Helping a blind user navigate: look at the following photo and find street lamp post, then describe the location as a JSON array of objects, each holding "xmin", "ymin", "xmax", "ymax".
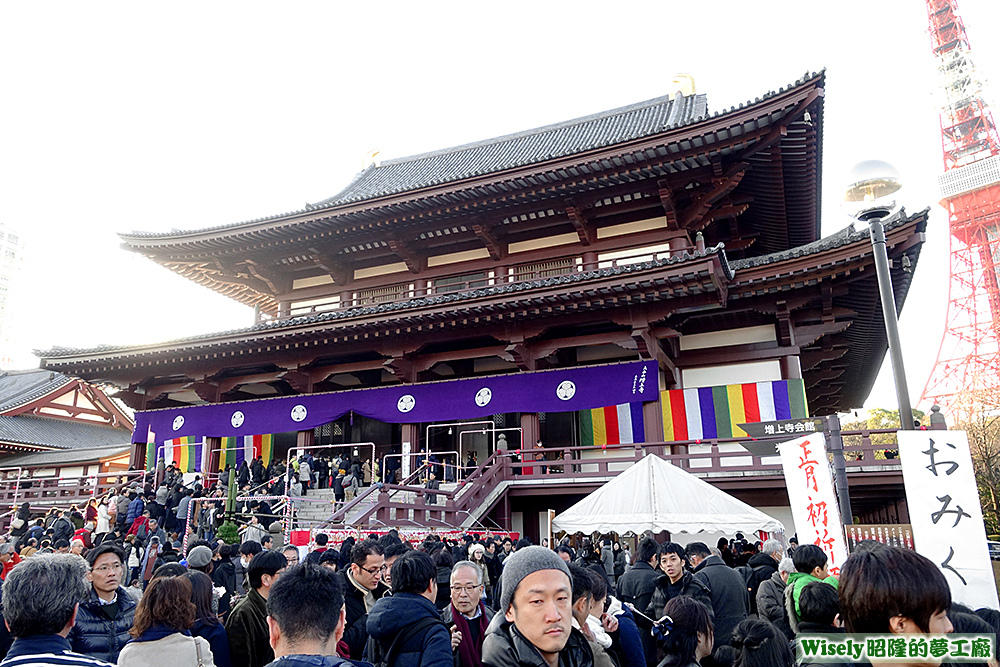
[{"xmin": 843, "ymin": 160, "xmax": 915, "ymax": 431}]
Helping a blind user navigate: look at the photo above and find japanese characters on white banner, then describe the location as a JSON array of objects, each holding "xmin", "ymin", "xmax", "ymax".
[
  {"xmin": 401, "ymin": 440, "xmax": 411, "ymax": 479},
  {"xmin": 898, "ymin": 431, "xmax": 999, "ymax": 610},
  {"xmin": 779, "ymin": 433, "xmax": 849, "ymax": 576}
]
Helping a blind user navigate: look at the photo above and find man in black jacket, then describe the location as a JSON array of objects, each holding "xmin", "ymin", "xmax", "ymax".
[
  {"xmin": 740, "ymin": 538, "xmax": 781, "ymax": 616},
  {"xmin": 686, "ymin": 541, "xmax": 748, "ymax": 650},
  {"xmin": 226, "ymin": 550, "xmax": 286, "ymax": 667},
  {"xmin": 339, "ymin": 539, "xmax": 389, "ymax": 660},
  {"xmin": 68, "ymin": 544, "xmax": 137, "ymax": 663},
  {"xmin": 643, "ymin": 542, "xmax": 713, "ymax": 667},
  {"xmin": 482, "ymin": 546, "xmax": 593, "ymax": 667},
  {"xmin": 616, "ymin": 537, "xmax": 660, "ymax": 614}
]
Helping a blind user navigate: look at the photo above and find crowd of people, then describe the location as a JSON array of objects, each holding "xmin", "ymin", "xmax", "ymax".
[{"xmin": 0, "ymin": 492, "xmax": 996, "ymax": 667}]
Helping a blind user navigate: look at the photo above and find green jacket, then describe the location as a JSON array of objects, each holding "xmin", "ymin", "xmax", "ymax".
[{"xmin": 786, "ymin": 571, "xmax": 838, "ymax": 617}]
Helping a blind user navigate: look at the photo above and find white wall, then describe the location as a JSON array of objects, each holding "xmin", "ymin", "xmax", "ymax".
[{"xmin": 681, "ymin": 359, "xmax": 782, "ymax": 388}]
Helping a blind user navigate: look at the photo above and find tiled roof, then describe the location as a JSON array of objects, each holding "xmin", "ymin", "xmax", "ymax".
[
  {"xmin": 37, "ymin": 244, "xmax": 731, "ymax": 359},
  {"xmin": 0, "ymin": 444, "xmax": 131, "ymax": 468},
  {"xmin": 0, "ymin": 415, "xmax": 131, "ymax": 450},
  {"xmin": 307, "ymin": 92, "xmax": 709, "ymax": 210},
  {"xmin": 729, "ymin": 208, "xmax": 928, "ymax": 271},
  {"xmin": 0, "ymin": 369, "xmax": 73, "ymax": 413}
]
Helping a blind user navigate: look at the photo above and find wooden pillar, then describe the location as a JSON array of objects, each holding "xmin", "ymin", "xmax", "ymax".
[
  {"xmin": 781, "ymin": 355, "xmax": 802, "ymax": 380},
  {"xmin": 643, "ymin": 399, "xmax": 664, "ymax": 445},
  {"xmin": 520, "ymin": 413, "xmax": 540, "ymax": 449},
  {"xmin": 296, "ymin": 429, "xmax": 314, "ymax": 452},
  {"xmin": 206, "ymin": 437, "xmax": 221, "ymax": 481},
  {"xmin": 130, "ymin": 442, "xmax": 146, "ymax": 472},
  {"xmin": 493, "ymin": 267, "xmax": 507, "ymax": 285},
  {"xmin": 582, "ymin": 252, "xmax": 598, "ymax": 271},
  {"xmin": 414, "ymin": 279, "xmax": 428, "ymax": 297}
]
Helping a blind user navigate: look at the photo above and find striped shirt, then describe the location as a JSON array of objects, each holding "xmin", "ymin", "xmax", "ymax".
[{"xmin": 1, "ymin": 635, "xmax": 115, "ymax": 667}]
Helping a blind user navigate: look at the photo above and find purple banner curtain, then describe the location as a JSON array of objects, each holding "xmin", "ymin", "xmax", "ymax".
[{"xmin": 131, "ymin": 361, "xmax": 656, "ymax": 443}]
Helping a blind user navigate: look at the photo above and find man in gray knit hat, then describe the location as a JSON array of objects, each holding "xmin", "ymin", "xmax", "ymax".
[{"xmin": 482, "ymin": 546, "xmax": 594, "ymax": 667}]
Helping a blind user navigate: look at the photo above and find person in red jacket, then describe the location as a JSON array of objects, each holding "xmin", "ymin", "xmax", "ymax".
[{"xmin": 0, "ymin": 542, "xmax": 22, "ymax": 580}]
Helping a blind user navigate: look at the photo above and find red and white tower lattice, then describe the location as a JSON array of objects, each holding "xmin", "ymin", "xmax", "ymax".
[{"xmin": 921, "ymin": 0, "xmax": 1000, "ymax": 409}]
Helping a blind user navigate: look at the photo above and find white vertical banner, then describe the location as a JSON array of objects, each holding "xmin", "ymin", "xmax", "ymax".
[
  {"xmin": 779, "ymin": 433, "xmax": 849, "ymax": 576},
  {"xmin": 898, "ymin": 431, "xmax": 999, "ymax": 609},
  {"xmin": 401, "ymin": 440, "xmax": 411, "ymax": 479}
]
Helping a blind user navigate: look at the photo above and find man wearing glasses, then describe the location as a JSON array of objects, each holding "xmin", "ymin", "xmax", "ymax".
[
  {"xmin": 281, "ymin": 545, "xmax": 300, "ymax": 567},
  {"xmin": 339, "ymin": 539, "xmax": 389, "ymax": 660},
  {"xmin": 442, "ymin": 561, "xmax": 496, "ymax": 667},
  {"xmin": 68, "ymin": 543, "xmax": 137, "ymax": 663}
]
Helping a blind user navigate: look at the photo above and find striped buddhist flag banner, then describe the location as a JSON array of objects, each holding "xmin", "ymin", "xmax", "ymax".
[
  {"xmin": 145, "ymin": 426, "xmax": 157, "ymax": 471},
  {"xmin": 579, "ymin": 403, "xmax": 645, "ymax": 446},
  {"xmin": 245, "ymin": 434, "xmax": 274, "ymax": 467},
  {"xmin": 219, "ymin": 437, "xmax": 237, "ymax": 472},
  {"xmin": 164, "ymin": 436, "xmax": 200, "ymax": 472},
  {"xmin": 661, "ymin": 379, "xmax": 808, "ymax": 441}
]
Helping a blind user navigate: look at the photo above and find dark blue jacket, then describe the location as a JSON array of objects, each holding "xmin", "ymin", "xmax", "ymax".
[
  {"xmin": 366, "ymin": 593, "xmax": 451, "ymax": 667},
  {"xmin": 612, "ymin": 605, "xmax": 644, "ymax": 667},
  {"xmin": 192, "ymin": 619, "xmax": 231, "ymax": 667},
  {"xmin": 264, "ymin": 656, "xmax": 372, "ymax": 667},
  {"xmin": 3, "ymin": 634, "xmax": 114, "ymax": 667},
  {"xmin": 125, "ymin": 498, "xmax": 144, "ymax": 526},
  {"xmin": 67, "ymin": 587, "xmax": 137, "ymax": 664}
]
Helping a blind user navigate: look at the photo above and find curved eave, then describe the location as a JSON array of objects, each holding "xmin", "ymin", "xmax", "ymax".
[
  {"xmin": 38, "ymin": 248, "xmax": 731, "ymax": 376},
  {"xmin": 732, "ymin": 209, "xmax": 927, "ymax": 414}
]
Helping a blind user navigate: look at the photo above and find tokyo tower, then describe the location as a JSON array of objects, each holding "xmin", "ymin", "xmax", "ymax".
[{"xmin": 921, "ymin": 0, "xmax": 1000, "ymax": 411}]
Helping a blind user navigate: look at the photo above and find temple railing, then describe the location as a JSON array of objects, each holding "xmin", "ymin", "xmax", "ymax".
[
  {"xmin": 285, "ymin": 241, "xmax": 695, "ymax": 319},
  {"xmin": 330, "ymin": 431, "xmax": 902, "ymax": 528}
]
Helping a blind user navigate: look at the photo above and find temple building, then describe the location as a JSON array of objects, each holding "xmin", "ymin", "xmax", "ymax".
[
  {"xmin": 0, "ymin": 369, "xmax": 134, "ymax": 512},
  {"xmin": 36, "ymin": 72, "xmax": 925, "ymax": 538}
]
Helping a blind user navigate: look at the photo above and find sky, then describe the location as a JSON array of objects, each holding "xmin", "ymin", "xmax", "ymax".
[{"xmin": 1, "ymin": 0, "xmax": 998, "ymax": 415}]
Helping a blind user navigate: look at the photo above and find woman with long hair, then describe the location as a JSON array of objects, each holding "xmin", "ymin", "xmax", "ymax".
[
  {"xmin": 186, "ymin": 570, "xmax": 231, "ymax": 667},
  {"xmin": 657, "ymin": 595, "xmax": 714, "ymax": 667},
  {"xmin": 731, "ymin": 618, "xmax": 794, "ymax": 667},
  {"xmin": 85, "ymin": 498, "xmax": 99, "ymax": 525},
  {"xmin": 468, "ymin": 542, "xmax": 492, "ymax": 598},
  {"xmin": 95, "ymin": 498, "xmax": 111, "ymax": 543},
  {"xmin": 10, "ymin": 502, "xmax": 30, "ymax": 538},
  {"xmin": 118, "ymin": 575, "xmax": 215, "ymax": 666}
]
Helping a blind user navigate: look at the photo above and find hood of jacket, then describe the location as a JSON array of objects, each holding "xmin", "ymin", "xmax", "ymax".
[
  {"xmin": 366, "ymin": 592, "xmax": 440, "ymax": 638},
  {"xmin": 747, "ymin": 553, "xmax": 778, "ymax": 571}
]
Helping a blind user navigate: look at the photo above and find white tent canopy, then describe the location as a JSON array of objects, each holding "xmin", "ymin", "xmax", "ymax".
[{"xmin": 551, "ymin": 454, "xmax": 785, "ymax": 535}]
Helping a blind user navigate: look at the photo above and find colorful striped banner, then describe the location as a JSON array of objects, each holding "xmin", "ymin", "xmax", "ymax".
[
  {"xmin": 163, "ymin": 436, "xmax": 200, "ymax": 472},
  {"xmin": 245, "ymin": 434, "xmax": 274, "ymax": 467},
  {"xmin": 661, "ymin": 379, "xmax": 808, "ymax": 441},
  {"xmin": 145, "ymin": 426, "xmax": 157, "ymax": 471},
  {"xmin": 579, "ymin": 403, "xmax": 645, "ymax": 446},
  {"xmin": 219, "ymin": 436, "xmax": 254, "ymax": 471}
]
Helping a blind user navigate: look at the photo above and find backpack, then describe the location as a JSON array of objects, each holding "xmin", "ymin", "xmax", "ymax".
[
  {"xmin": 370, "ymin": 616, "xmax": 445, "ymax": 667},
  {"xmin": 737, "ymin": 564, "xmax": 770, "ymax": 615}
]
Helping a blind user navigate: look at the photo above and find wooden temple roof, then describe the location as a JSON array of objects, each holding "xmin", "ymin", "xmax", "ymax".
[
  {"xmin": 38, "ymin": 209, "xmax": 927, "ymax": 415},
  {"xmin": 118, "ymin": 73, "xmax": 826, "ymax": 316}
]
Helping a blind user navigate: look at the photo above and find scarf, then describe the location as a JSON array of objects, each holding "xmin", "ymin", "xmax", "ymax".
[{"xmin": 451, "ymin": 601, "xmax": 489, "ymax": 667}]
